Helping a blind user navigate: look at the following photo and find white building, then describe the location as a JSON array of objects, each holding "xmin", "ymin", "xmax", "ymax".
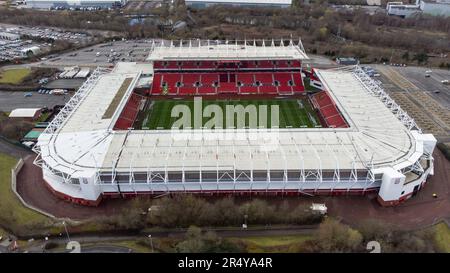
[
  {"xmin": 420, "ymin": 0, "xmax": 450, "ymax": 16},
  {"xmin": 20, "ymin": 46, "xmax": 41, "ymax": 56},
  {"xmin": 386, "ymin": 1, "xmax": 421, "ymax": 17},
  {"xmin": 185, "ymin": 0, "xmax": 292, "ymax": 8},
  {"xmin": 387, "ymin": 0, "xmax": 450, "ymax": 17},
  {"xmin": 25, "ymin": 0, "xmax": 128, "ymax": 9},
  {"xmin": 9, "ymin": 108, "xmax": 42, "ymax": 120}
]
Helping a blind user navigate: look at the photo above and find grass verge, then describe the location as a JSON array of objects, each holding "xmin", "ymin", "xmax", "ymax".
[
  {"xmin": 0, "ymin": 68, "xmax": 31, "ymax": 84},
  {"xmin": 0, "ymin": 152, "xmax": 53, "ymax": 235},
  {"xmin": 230, "ymin": 234, "xmax": 312, "ymax": 253},
  {"xmin": 434, "ymin": 222, "xmax": 450, "ymax": 253}
]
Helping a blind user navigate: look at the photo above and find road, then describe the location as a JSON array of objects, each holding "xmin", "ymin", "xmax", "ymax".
[
  {"xmin": 0, "ymin": 91, "xmax": 70, "ymax": 112},
  {"xmin": 373, "ymin": 65, "xmax": 450, "ymax": 107},
  {"xmin": 22, "ymin": 226, "xmax": 317, "ymax": 253},
  {"xmin": 374, "ymin": 64, "xmax": 450, "ymax": 141},
  {"xmin": 394, "ymin": 66, "xmax": 450, "ymax": 108}
]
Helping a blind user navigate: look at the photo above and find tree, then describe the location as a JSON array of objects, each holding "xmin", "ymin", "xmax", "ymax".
[
  {"xmin": 207, "ymin": 197, "xmax": 241, "ymax": 226},
  {"xmin": 175, "ymin": 226, "xmax": 206, "ymax": 253},
  {"xmin": 402, "ymin": 51, "xmax": 410, "ymax": 61},
  {"xmin": 309, "ymin": 218, "xmax": 363, "ymax": 252},
  {"xmin": 413, "ymin": 52, "xmax": 428, "ymax": 65},
  {"xmin": 239, "ymin": 199, "xmax": 275, "ymax": 225},
  {"xmin": 175, "ymin": 226, "xmax": 243, "ymax": 253}
]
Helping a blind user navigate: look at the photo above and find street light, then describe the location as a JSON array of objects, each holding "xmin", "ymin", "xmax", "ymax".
[
  {"xmin": 243, "ymin": 214, "xmax": 248, "ymax": 229},
  {"xmin": 148, "ymin": 234, "xmax": 154, "ymax": 253},
  {"xmin": 62, "ymin": 221, "xmax": 70, "ymax": 242}
]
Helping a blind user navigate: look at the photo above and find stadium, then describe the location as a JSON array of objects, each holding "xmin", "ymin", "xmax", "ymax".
[{"xmin": 33, "ymin": 39, "xmax": 437, "ymax": 207}]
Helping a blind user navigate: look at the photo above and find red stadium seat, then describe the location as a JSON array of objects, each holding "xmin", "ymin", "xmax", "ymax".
[
  {"xmin": 276, "ymin": 60, "xmax": 289, "ymax": 69},
  {"xmin": 113, "ymin": 93, "xmax": 144, "ymax": 130},
  {"xmin": 241, "ymin": 61, "xmax": 258, "ymax": 69},
  {"xmin": 291, "ymin": 60, "xmax": 302, "ymax": 68},
  {"xmin": 179, "ymin": 87, "xmax": 197, "ymax": 95},
  {"xmin": 259, "ymin": 85, "xmax": 277, "ymax": 94},
  {"xmin": 239, "ymin": 86, "xmax": 258, "ymax": 94},
  {"xmin": 218, "ymin": 82, "xmax": 238, "ymax": 93},
  {"xmin": 150, "ymin": 59, "xmax": 304, "ymax": 96},
  {"xmin": 236, "ymin": 73, "xmax": 254, "ymax": 85},
  {"xmin": 198, "ymin": 86, "xmax": 217, "ymax": 94},
  {"xmin": 183, "ymin": 74, "xmax": 200, "ymax": 86},
  {"xmin": 164, "ymin": 61, "xmax": 179, "ymax": 69},
  {"xmin": 277, "ymin": 85, "xmax": 293, "ymax": 94},
  {"xmin": 182, "ymin": 61, "xmax": 197, "ymax": 69},
  {"xmin": 258, "ymin": 60, "xmax": 274, "ymax": 69},
  {"xmin": 292, "ymin": 73, "xmax": 304, "ymax": 93},
  {"xmin": 311, "ymin": 91, "xmax": 348, "ymax": 128},
  {"xmin": 321, "ymin": 104, "xmax": 339, "ymax": 117},
  {"xmin": 151, "ymin": 73, "xmax": 163, "ymax": 94},
  {"xmin": 153, "ymin": 61, "xmax": 164, "ymax": 70},
  {"xmin": 198, "ymin": 61, "xmax": 216, "ymax": 69},
  {"xmin": 201, "ymin": 73, "xmax": 220, "ymax": 86},
  {"xmin": 254, "ymin": 73, "xmax": 274, "ymax": 85}
]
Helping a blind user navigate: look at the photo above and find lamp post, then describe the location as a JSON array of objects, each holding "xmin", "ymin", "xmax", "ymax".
[
  {"xmin": 148, "ymin": 234, "xmax": 154, "ymax": 253},
  {"xmin": 62, "ymin": 221, "xmax": 70, "ymax": 242}
]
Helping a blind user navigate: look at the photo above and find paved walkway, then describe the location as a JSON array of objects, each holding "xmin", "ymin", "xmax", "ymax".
[{"xmin": 16, "ymin": 156, "xmax": 135, "ymax": 219}]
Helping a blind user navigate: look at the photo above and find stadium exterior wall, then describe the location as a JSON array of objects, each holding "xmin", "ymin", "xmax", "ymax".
[{"xmin": 40, "ymin": 149, "xmax": 435, "ymax": 207}]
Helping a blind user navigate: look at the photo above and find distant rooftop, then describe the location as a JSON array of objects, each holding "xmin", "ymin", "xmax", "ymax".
[{"xmin": 9, "ymin": 108, "xmax": 41, "ymax": 118}]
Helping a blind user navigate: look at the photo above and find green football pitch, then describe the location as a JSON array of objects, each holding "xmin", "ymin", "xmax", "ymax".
[{"xmin": 140, "ymin": 98, "xmax": 321, "ymax": 129}]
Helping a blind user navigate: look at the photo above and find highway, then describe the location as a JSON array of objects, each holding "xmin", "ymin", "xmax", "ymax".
[{"xmin": 375, "ymin": 64, "xmax": 450, "ymax": 141}]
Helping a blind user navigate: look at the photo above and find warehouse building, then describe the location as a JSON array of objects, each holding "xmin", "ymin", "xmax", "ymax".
[
  {"xmin": 387, "ymin": 0, "xmax": 450, "ymax": 17},
  {"xmin": 25, "ymin": 0, "xmax": 128, "ymax": 9},
  {"xmin": 9, "ymin": 108, "xmax": 42, "ymax": 121},
  {"xmin": 185, "ymin": 0, "xmax": 292, "ymax": 8}
]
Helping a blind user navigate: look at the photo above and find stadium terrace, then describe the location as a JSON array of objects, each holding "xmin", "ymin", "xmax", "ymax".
[{"xmin": 33, "ymin": 39, "xmax": 437, "ymax": 206}]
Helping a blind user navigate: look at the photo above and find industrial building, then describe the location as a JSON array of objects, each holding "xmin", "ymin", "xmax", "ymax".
[
  {"xmin": 387, "ymin": 0, "xmax": 450, "ymax": 17},
  {"xmin": 25, "ymin": 0, "xmax": 128, "ymax": 9},
  {"xmin": 9, "ymin": 108, "xmax": 42, "ymax": 121},
  {"xmin": 185, "ymin": 0, "xmax": 292, "ymax": 8}
]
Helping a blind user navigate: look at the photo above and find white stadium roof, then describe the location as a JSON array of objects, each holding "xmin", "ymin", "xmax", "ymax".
[
  {"xmin": 36, "ymin": 63, "xmax": 423, "ymax": 179},
  {"xmin": 147, "ymin": 39, "xmax": 308, "ymax": 61}
]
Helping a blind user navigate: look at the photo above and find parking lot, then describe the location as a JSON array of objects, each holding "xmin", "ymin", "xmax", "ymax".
[
  {"xmin": 124, "ymin": 0, "xmax": 163, "ymax": 11},
  {"xmin": 0, "ymin": 91, "xmax": 70, "ymax": 112},
  {"xmin": 0, "ymin": 39, "xmax": 49, "ymax": 62},
  {"xmin": 0, "ymin": 23, "xmax": 95, "ymax": 63},
  {"xmin": 40, "ymin": 39, "xmax": 157, "ymax": 67},
  {"xmin": 0, "ymin": 23, "xmax": 92, "ymax": 44}
]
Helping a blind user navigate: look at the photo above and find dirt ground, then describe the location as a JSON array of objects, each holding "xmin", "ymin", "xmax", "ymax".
[{"xmin": 15, "ymin": 149, "xmax": 450, "ymax": 230}]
